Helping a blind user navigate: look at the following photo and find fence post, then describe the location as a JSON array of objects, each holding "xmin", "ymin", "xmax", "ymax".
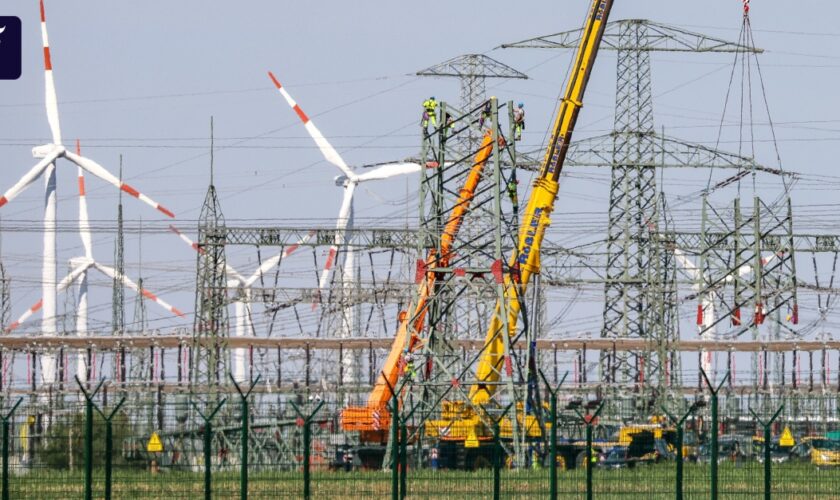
[
  {"xmin": 663, "ymin": 401, "xmax": 702, "ymax": 500},
  {"xmin": 749, "ymin": 404, "xmax": 784, "ymax": 500},
  {"xmin": 539, "ymin": 370, "xmax": 567, "ymax": 500},
  {"xmin": 399, "ymin": 421, "xmax": 407, "ymax": 499},
  {"xmin": 76, "ymin": 377, "xmax": 105, "ymax": 500},
  {"xmin": 391, "ymin": 392, "xmax": 399, "ymax": 500},
  {"xmin": 290, "ymin": 398, "xmax": 325, "ymax": 500},
  {"xmin": 1, "ymin": 398, "xmax": 22, "ymax": 500},
  {"xmin": 574, "ymin": 401, "xmax": 605, "ymax": 500},
  {"xmin": 93, "ymin": 397, "xmax": 127, "ymax": 500},
  {"xmin": 493, "ymin": 421, "xmax": 501, "ymax": 500},
  {"xmin": 549, "ymin": 393, "xmax": 557, "ymax": 498},
  {"xmin": 700, "ymin": 368, "xmax": 729, "ymax": 500},
  {"xmin": 230, "ymin": 374, "xmax": 261, "ymax": 500},
  {"xmin": 192, "ymin": 398, "xmax": 227, "ymax": 500}
]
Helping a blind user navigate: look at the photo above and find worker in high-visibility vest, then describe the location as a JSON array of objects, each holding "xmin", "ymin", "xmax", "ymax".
[
  {"xmin": 422, "ymin": 97, "xmax": 438, "ymax": 129},
  {"xmin": 513, "ymin": 102, "xmax": 525, "ymax": 141},
  {"xmin": 478, "ymin": 101, "xmax": 492, "ymax": 128},
  {"xmin": 404, "ymin": 351, "xmax": 417, "ymax": 380}
]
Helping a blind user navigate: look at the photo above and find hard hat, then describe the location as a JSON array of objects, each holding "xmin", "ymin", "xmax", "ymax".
[
  {"xmin": 518, "ymin": 102, "xmax": 524, "ymax": 107},
  {"xmin": 430, "ymin": 96, "xmax": 435, "ymax": 100}
]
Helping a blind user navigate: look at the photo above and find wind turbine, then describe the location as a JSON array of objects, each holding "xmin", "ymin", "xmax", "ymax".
[
  {"xmin": 267, "ymin": 71, "xmax": 421, "ymax": 383},
  {"xmin": 7, "ymin": 142, "xmax": 184, "ymax": 381},
  {"xmin": 0, "ymin": 1, "xmax": 175, "ymax": 385},
  {"xmin": 169, "ymin": 225, "xmax": 313, "ymax": 382}
]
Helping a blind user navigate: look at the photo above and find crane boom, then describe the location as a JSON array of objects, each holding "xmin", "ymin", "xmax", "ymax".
[{"xmin": 469, "ymin": 0, "xmax": 614, "ymax": 404}]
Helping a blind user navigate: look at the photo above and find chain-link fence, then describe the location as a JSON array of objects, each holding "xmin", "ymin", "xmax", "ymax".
[{"xmin": 0, "ymin": 377, "xmax": 839, "ymax": 498}]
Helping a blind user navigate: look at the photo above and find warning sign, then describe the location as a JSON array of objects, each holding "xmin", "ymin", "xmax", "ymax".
[
  {"xmin": 779, "ymin": 426, "xmax": 795, "ymax": 447},
  {"xmin": 465, "ymin": 429, "xmax": 479, "ymax": 449},
  {"xmin": 147, "ymin": 432, "xmax": 164, "ymax": 453}
]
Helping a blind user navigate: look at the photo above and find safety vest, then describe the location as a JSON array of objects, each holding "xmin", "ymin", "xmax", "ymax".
[{"xmin": 423, "ymin": 99, "xmax": 437, "ymax": 112}]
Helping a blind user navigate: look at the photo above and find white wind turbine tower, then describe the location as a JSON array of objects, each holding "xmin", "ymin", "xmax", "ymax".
[
  {"xmin": 170, "ymin": 225, "xmax": 313, "ymax": 382},
  {"xmin": 0, "ymin": 1, "xmax": 175, "ymax": 386},
  {"xmin": 267, "ymin": 71, "xmax": 422, "ymax": 384},
  {"xmin": 673, "ymin": 247, "xmax": 777, "ymax": 377}
]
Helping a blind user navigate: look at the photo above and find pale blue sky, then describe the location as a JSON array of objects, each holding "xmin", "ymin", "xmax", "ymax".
[{"xmin": 1, "ymin": 0, "xmax": 839, "ymax": 347}]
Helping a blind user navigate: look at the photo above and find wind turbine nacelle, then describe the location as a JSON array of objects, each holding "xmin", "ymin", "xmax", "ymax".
[
  {"xmin": 68, "ymin": 256, "xmax": 94, "ymax": 268},
  {"xmin": 32, "ymin": 143, "xmax": 64, "ymax": 159},
  {"xmin": 334, "ymin": 174, "xmax": 350, "ymax": 187}
]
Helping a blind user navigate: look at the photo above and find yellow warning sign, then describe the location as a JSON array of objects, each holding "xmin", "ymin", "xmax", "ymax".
[
  {"xmin": 465, "ymin": 429, "xmax": 479, "ymax": 448},
  {"xmin": 779, "ymin": 426, "xmax": 795, "ymax": 447},
  {"xmin": 147, "ymin": 432, "xmax": 164, "ymax": 453}
]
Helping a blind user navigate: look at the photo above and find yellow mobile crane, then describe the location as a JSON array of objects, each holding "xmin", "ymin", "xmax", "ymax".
[{"xmin": 426, "ymin": 0, "xmax": 615, "ymax": 442}]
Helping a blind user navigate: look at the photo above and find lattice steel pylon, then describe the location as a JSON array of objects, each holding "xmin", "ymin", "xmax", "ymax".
[
  {"xmin": 112, "ymin": 160, "xmax": 127, "ymax": 384},
  {"xmin": 503, "ymin": 19, "xmax": 761, "ymax": 396},
  {"xmin": 417, "ymin": 54, "xmax": 527, "ymax": 152},
  {"xmin": 192, "ymin": 118, "xmax": 229, "ymax": 391},
  {"xmin": 128, "ymin": 219, "xmax": 151, "ymax": 388},
  {"xmin": 0, "ymin": 224, "xmax": 10, "ymax": 390},
  {"xmin": 390, "ymin": 98, "xmax": 534, "ymax": 465}
]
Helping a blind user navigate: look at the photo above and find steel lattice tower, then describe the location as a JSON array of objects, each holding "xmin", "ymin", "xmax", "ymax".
[
  {"xmin": 0, "ymin": 233, "xmax": 8, "ymax": 391},
  {"xmin": 0, "ymin": 220, "xmax": 8, "ymax": 332},
  {"xmin": 192, "ymin": 118, "xmax": 229, "ymax": 390},
  {"xmin": 112, "ymin": 160, "xmax": 127, "ymax": 384},
  {"xmin": 389, "ymin": 98, "xmax": 535, "ymax": 466}
]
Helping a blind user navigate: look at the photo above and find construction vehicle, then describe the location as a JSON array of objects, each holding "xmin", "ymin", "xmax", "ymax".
[{"xmin": 425, "ymin": 0, "xmax": 615, "ymax": 443}]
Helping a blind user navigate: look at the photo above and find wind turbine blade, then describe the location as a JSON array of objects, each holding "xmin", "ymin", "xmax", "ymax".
[
  {"xmin": 76, "ymin": 140, "xmax": 93, "ymax": 258},
  {"xmin": 168, "ymin": 225, "xmax": 246, "ymax": 283},
  {"xmin": 5, "ymin": 300, "xmax": 43, "ymax": 333},
  {"xmin": 93, "ymin": 263, "xmax": 185, "ymax": 317},
  {"xmin": 0, "ymin": 150, "xmax": 62, "ymax": 208},
  {"xmin": 267, "ymin": 71, "xmax": 355, "ymax": 179},
  {"xmin": 169, "ymin": 224, "xmax": 203, "ymax": 254},
  {"xmin": 354, "ymin": 162, "xmax": 422, "ymax": 183},
  {"xmin": 245, "ymin": 230, "xmax": 315, "ymax": 287},
  {"xmin": 39, "ymin": 0, "xmax": 62, "ymax": 145},
  {"xmin": 314, "ymin": 183, "xmax": 356, "ymax": 309},
  {"xmin": 4, "ymin": 262, "xmax": 90, "ymax": 333},
  {"xmin": 64, "ymin": 151, "xmax": 175, "ymax": 218}
]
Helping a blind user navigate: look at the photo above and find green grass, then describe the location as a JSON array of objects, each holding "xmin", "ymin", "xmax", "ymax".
[{"xmin": 4, "ymin": 462, "xmax": 839, "ymax": 498}]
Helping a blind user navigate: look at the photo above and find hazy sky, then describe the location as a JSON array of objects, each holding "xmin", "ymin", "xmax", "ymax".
[{"xmin": 1, "ymin": 0, "xmax": 839, "ymax": 339}]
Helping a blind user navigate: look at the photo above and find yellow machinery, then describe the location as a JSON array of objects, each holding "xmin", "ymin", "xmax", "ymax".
[
  {"xmin": 811, "ymin": 438, "xmax": 840, "ymax": 467},
  {"xmin": 426, "ymin": 0, "xmax": 615, "ymax": 440}
]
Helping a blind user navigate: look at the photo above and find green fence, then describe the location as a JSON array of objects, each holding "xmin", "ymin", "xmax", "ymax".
[{"xmin": 0, "ymin": 378, "xmax": 839, "ymax": 498}]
